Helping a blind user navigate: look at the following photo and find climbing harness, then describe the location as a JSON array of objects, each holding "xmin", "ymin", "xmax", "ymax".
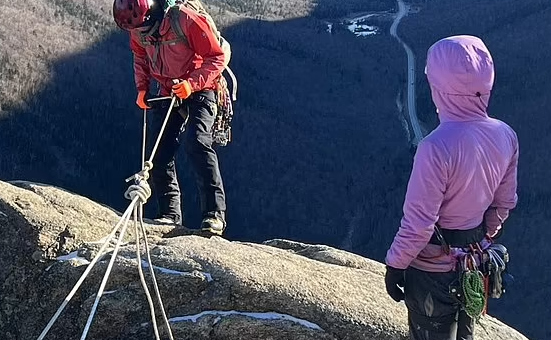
[
  {"xmin": 429, "ymin": 223, "xmax": 487, "ymax": 253},
  {"xmin": 36, "ymin": 98, "xmax": 179, "ymax": 340},
  {"xmin": 431, "ymin": 224, "xmax": 512, "ymax": 322}
]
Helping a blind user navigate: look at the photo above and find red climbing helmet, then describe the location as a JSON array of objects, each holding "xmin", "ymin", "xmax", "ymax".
[{"xmin": 113, "ymin": 0, "xmax": 153, "ymax": 30}]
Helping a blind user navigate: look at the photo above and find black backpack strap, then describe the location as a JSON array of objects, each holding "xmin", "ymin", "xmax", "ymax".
[
  {"xmin": 168, "ymin": 5, "xmax": 189, "ymax": 46},
  {"xmin": 137, "ymin": 20, "xmax": 160, "ymax": 46}
]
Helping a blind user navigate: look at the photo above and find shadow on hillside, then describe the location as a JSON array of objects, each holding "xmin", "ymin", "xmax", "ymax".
[
  {"xmin": 0, "ymin": 32, "xmax": 142, "ymax": 209},
  {"xmin": 0, "ymin": 0, "xmax": 409, "ymax": 260}
]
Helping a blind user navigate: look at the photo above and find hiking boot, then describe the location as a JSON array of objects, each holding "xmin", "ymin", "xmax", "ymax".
[
  {"xmin": 200, "ymin": 211, "xmax": 226, "ymax": 236},
  {"xmin": 153, "ymin": 215, "xmax": 181, "ymax": 226}
]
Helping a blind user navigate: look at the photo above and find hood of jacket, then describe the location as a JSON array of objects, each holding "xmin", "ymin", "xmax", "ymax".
[{"xmin": 426, "ymin": 35, "xmax": 495, "ymax": 123}]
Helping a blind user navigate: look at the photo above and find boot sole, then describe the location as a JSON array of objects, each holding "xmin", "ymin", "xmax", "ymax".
[{"xmin": 200, "ymin": 227, "xmax": 224, "ymax": 236}]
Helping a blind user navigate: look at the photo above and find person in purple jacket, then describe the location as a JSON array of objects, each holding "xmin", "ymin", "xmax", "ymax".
[{"xmin": 384, "ymin": 35, "xmax": 518, "ymax": 339}]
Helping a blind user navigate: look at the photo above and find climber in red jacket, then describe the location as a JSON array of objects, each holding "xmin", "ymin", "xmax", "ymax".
[{"xmin": 113, "ymin": 0, "xmax": 227, "ymax": 235}]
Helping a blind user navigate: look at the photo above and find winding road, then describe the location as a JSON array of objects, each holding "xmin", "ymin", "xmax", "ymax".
[{"xmin": 390, "ymin": 0, "xmax": 423, "ymax": 145}]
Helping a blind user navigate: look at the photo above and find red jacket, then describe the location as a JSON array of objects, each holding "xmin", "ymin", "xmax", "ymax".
[{"xmin": 129, "ymin": 6, "xmax": 225, "ymax": 96}]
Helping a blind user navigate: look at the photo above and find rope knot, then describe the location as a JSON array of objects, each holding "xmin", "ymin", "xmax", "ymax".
[
  {"xmin": 124, "ymin": 179, "xmax": 152, "ymax": 204},
  {"xmin": 124, "ymin": 163, "xmax": 153, "ymax": 203}
]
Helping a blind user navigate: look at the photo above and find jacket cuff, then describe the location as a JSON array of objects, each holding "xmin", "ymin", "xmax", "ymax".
[
  {"xmin": 186, "ymin": 78, "xmax": 201, "ymax": 93},
  {"xmin": 385, "ymin": 250, "xmax": 410, "ymax": 270},
  {"xmin": 484, "ymin": 207, "xmax": 508, "ymax": 236}
]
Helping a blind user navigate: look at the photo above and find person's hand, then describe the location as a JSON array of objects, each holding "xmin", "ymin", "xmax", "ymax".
[
  {"xmin": 136, "ymin": 90, "xmax": 150, "ymax": 109},
  {"xmin": 172, "ymin": 80, "xmax": 192, "ymax": 100},
  {"xmin": 385, "ymin": 265, "xmax": 405, "ymax": 302}
]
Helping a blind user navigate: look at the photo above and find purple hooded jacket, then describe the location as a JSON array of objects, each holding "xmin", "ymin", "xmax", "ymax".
[{"xmin": 385, "ymin": 35, "xmax": 519, "ymax": 272}]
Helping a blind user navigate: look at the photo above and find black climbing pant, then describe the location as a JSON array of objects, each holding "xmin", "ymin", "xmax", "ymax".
[
  {"xmin": 146, "ymin": 90, "xmax": 226, "ymax": 225},
  {"xmin": 404, "ymin": 267, "xmax": 474, "ymax": 340}
]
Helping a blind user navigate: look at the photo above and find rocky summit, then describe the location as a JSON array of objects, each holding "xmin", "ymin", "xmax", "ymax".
[{"xmin": 0, "ymin": 180, "xmax": 528, "ymax": 339}]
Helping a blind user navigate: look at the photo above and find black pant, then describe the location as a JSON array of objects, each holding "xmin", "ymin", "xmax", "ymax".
[
  {"xmin": 147, "ymin": 90, "xmax": 226, "ymax": 225},
  {"xmin": 405, "ymin": 267, "xmax": 474, "ymax": 340}
]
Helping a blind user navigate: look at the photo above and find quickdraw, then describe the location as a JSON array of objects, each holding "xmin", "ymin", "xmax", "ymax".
[
  {"xmin": 212, "ymin": 75, "xmax": 234, "ymax": 147},
  {"xmin": 482, "ymin": 243, "xmax": 510, "ymax": 299}
]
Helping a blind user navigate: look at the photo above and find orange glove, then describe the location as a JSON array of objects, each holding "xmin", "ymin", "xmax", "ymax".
[
  {"xmin": 136, "ymin": 90, "xmax": 150, "ymax": 109},
  {"xmin": 172, "ymin": 80, "xmax": 193, "ymax": 100}
]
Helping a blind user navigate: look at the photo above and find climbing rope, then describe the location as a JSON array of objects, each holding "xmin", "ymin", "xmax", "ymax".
[
  {"xmin": 142, "ymin": 106, "xmax": 148, "ymax": 166},
  {"xmin": 36, "ymin": 197, "xmax": 139, "ymax": 340},
  {"xmin": 37, "ymin": 97, "xmax": 178, "ymax": 340},
  {"xmin": 133, "ymin": 101, "xmax": 176, "ymax": 340},
  {"xmin": 148, "ymin": 96, "xmax": 177, "ymax": 164},
  {"xmin": 135, "ymin": 203, "xmax": 175, "ymax": 340},
  {"xmin": 459, "ymin": 253, "xmax": 486, "ymax": 322},
  {"xmin": 135, "ymin": 205, "xmax": 163, "ymax": 340},
  {"xmin": 462, "ymin": 269, "xmax": 486, "ymax": 320},
  {"xmin": 80, "ymin": 203, "xmax": 135, "ymax": 340}
]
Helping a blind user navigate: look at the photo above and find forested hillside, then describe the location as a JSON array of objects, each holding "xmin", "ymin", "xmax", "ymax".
[
  {"xmin": 0, "ymin": 0, "xmax": 406, "ymax": 255},
  {"xmin": 212, "ymin": 0, "xmax": 393, "ymax": 19},
  {"xmin": 0, "ymin": 0, "xmax": 548, "ymax": 338}
]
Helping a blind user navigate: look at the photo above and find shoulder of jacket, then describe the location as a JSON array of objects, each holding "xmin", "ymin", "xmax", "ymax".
[
  {"xmin": 488, "ymin": 117, "xmax": 515, "ymax": 131},
  {"xmin": 171, "ymin": 4, "xmax": 201, "ymax": 18},
  {"xmin": 417, "ymin": 130, "xmax": 455, "ymax": 165}
]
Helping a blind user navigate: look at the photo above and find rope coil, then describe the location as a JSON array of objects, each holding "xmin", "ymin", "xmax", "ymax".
[{"xmin": 462, "ymin": 269, "xmax": 486, "ymax": 320}]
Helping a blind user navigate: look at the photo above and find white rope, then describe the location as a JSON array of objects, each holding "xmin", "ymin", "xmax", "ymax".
[
  {"xmin": 137, "ymin": 204, "xmax": 175, "ymax": 340},
  {"xmin": 36, "ymin": 196, "xmax": 139, "ymax": 340},
  {"xmin": 149, "ymin": 96, "xmax": 177, "ymax": 164},
  {"xmin": 134, "ymin": 204, "xmax": 162, "ymax": 340},
  {"xmin": 142, "ymin": 108, "xmax": 147, "ymax": 166},
  {"xmin": 79, "ymin": 201, "xmax": 135, "ymax": 340},
  {"xmin": 225, "ymin": 66, "xmax": 238, "ymax": 101}
]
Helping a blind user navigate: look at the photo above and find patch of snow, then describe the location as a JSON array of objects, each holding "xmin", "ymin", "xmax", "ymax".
[
  {"xmin": 326, "ymin": 13, "xmax": 381, "ymax": 37},
  {"xmin": 57, "ymin": 251, "xmax": 91, "ymax": 265},
  {"xmin": 140, "ymin": 260, "xmax": 213, "ymax": 282},
  {"xmin": 0, "ymin": 210, "xmax": 7, "ymax": 217},
  {"xmin": 57, "ymin": 251, "xmax": 79, "ymax": 261},
  {"xmin": 346, "ymin": 23, "xmax": 378, "ymax": 36},
  {"xmin": 339, "ymin": 13, "xmax": 380, "ymax": 37},
  {"xmin": 169, "ymin": 311, "xmax": 323, "ymax": 330}
]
